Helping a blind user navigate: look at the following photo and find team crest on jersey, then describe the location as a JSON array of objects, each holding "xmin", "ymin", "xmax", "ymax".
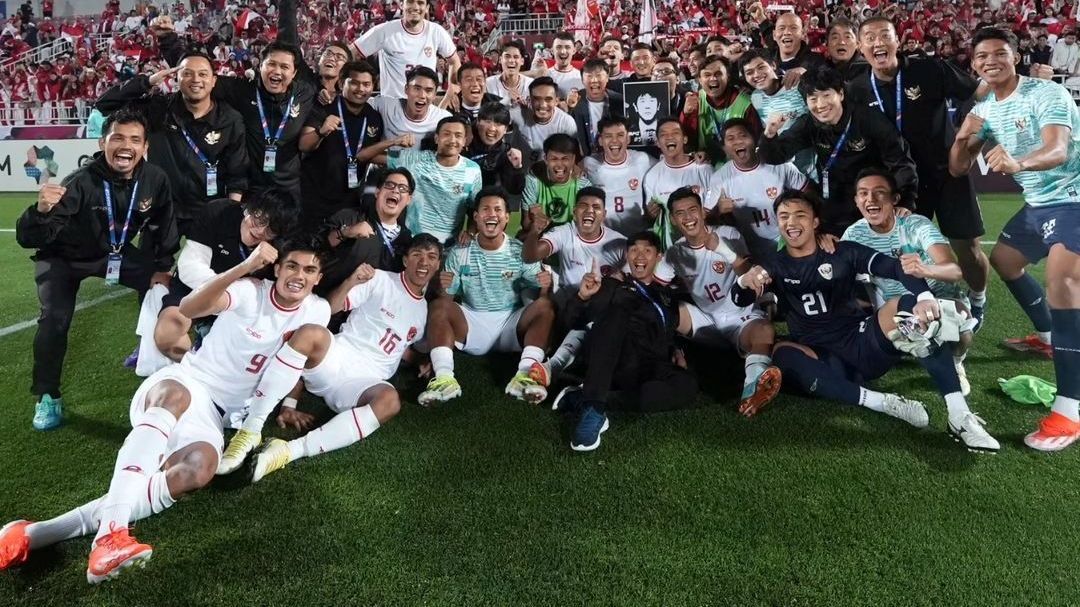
[
  {"xmin": 766, "ymin": 186, "xmax": 778, "ymax": 199},
  {"xmin": 847, "ymin": 138, "xmax": 867, "ymax": 152},
  {"xmin": 501, "ymin": 270, "xmax": 515, "ymax": 280},
  {"xmin": 712, "ymin": 260, "xmax": 726, "ymax": 274},
  {"xmin": 1042, "ymin": 218, "xmax": 1057, "ymax": 239},
  {"xmin": 289, "ymin": 102, "xmax": 301, "ymax": 119},
  {"xmin": 817, "ymin": 263, "xmax": 833, "ymax": 280},
  {"xmin": 407, "ymin": 326, "xmax": 418, "ymax": 341},
  {"xmin": 204, "ymin": 130, "xmax": 221, "ymax": 145},
  {"xmin": 1015, "ymin": 118, "xmax": 1028, "ymax": 131},
  {"xmin": 424, "ymin": 46, "xmax": 434, "ymax": 57},
  {"xmin": 904, "ymin": 86, "xmax": 922, "ymax": 101},
  {"xmin": 690, "ymin": 185, "xmax": 701, "ymax": 195},
  {"xmin": 600, "ymin": 264, "xmax": 613, "ymax": 276},
  {"xmin": 138, "ymin": 197, "xmax": 153, "ymax": 212},
  {"xmin": 628, "ymin": 178, "xmax": 640, "ymax": 190},
  {"xmin": 367, "ymin": 125, "xmax": 378, "ymax": 138},
  {"xmin": 452, "ymin": 183, "xmax": 464, "ymax": 195}
]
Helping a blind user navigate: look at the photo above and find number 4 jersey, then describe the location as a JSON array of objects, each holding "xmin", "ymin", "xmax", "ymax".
[
  {"xmin": 705, "ymin": 161, "xmax": 807, "ymax": 261},
  {"xmin": 180, "ymin": 278, "xmax": 332, "ymax": 408},
  {"xmin": 339, "ymin": 270, "xmax": 428, "ymax": 380}
]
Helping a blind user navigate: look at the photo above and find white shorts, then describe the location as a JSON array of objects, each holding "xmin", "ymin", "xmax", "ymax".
[
  {"xmin": 303, "ymin": 338, "xmax": 393, "ymax": 413},
  {"xmin": 128, "ymin": 365, "xmax": 229, "ymax": 462},
  {"xmin": 457, "ymin": 306, "xmax": 524, "ymax": 355},
  {"xmin": 686, "ymin": 304, "xmax": 765, "ymax": 354}
]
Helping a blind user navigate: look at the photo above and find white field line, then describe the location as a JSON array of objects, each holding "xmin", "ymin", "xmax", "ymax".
[{"xmin": 0, "ymin": 290, "xmax": 130, "ymax": 338}]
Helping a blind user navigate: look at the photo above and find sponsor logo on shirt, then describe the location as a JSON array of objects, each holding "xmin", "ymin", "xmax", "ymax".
[
  {"xmin": 817, "ymin": 263, "xmax": 833, "ymax": 280},
  {"xmin": 245, "ymin": 327, "xmax": 263, "ymax": 339},
  {"xmin": 381, "ymin": 306, "xmax": 397, "ymax": 319},
  {"xmin": 1042, "ymin": 218, "xmax": 1057, "ymax": 239}
]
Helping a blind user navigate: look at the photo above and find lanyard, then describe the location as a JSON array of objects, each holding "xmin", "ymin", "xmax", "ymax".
[
  {"xmin": 870, "ymin": 69, "xmax": 902, "ymax": 131},
  {"xmin": 337, "ymin": 98, "xmax": 366, "ymax": 161},
  {"xmin": 238, "ymin": 241, "xmax": 250, "ymax": 259},
  {"xmin": 178, "ymin": 123, "xmax": 212, "ymax": 167},
  {"xmin": 103, "ymin": 180, "xmax": 139, "ymax": 254},
  {"xmin": 255, "ymin": 88, "xmax": 295, "ymax": 145},
  {"xmin": 374, "ymin": 221, "xmax": 398, "ymax": 257},
  {"xmin": 824, "ymin": 118, "xmax": 852, "ymax": 175},
  {"xmin": 632, "ymin": 279, "xmax": 667, "ymax": 327}
]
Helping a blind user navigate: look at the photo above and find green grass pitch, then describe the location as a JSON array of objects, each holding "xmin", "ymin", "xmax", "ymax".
[{"xmin": 1, "ymin": 191, "xmax": 1078, "ymax": 606}]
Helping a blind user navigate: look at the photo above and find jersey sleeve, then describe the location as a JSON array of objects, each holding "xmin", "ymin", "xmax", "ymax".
[
  {"xmin": 1034, "ymin": 81, "xmax": 1077, "ymax": 129},
  {"xmin": 522, "ymin": 174, "xmax": 539, "ymax": 210},
  {"xmin": 654, "ymin": 258, "xmax": 676, "ymax": 285},
  {"xmin": 519, "ymin": 258, "xmax": 543, "ymax": 287},
  {"xmin": 353, "ymin": 24, "xmax": 384, "ymax": 58},
  {"xmin": 780, "ymin": 161, "xmax": 809, "ymax": 190},
  {"xmin": 343, "ymin": 270, "xmax": 384, "ymax": 311},
  {"xmin": 443, "ymin": 245, "xmax": 465, "ymax": 295},
  {"xmin": 305, "ymin": 298, "xmax": 332, "ymax": 328},
  {"xmin": 304, "ymin": 102, "xmax": 330, "ymax": 130},
  {"xmin": 970, "ymin": 100, "xmax": 992, "ymax": 140},
  {"xmin": 539, "ymin": 223, "xmax": 571, "ymax": 254},
  {"xmin": 435, "ymin": 26, "xmax": 456, "ymax": 58},
  {"xmin": 905, "ymin": 215, "xmax": 948, "ymax": 250},
  {"xmin": 223, "ymin": 278, "xmax": 260, "ymax": 317}
]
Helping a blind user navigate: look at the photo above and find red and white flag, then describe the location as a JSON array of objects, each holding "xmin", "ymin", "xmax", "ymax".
[
  {"xmin": 639, "ymin": 0, "xmax": 657, "ymax": 43},
  {"xmin": 573, "ymin": 0, "xmax": 591, "ymax": 44},
  {"xmin": 234, "ymin": 9, "xmax": 263, "ymax": 33}
]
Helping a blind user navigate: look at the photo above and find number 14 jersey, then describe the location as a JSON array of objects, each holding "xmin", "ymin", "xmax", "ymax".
[{"xmin": 340, "ymin": 270, "xmax": 428, "ymax": 380}]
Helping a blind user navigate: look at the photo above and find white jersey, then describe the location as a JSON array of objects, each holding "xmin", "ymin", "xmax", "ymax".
[
  {"xmin": 664, "ymin": 226, "xmax": 751, "ymax": 319},
  {"xmin": 549, "ymin": 66, "xmax": 584, "ymax": 98},
  {"xmin": 486, "ymin": 74, "xmax": 535, "ymax": 106},
  {"xmin": 583, "ymin": 150, "xmax": 656, "ymax": 236},
  {"xmin": 353, "ymin": 20, "xmax": 456, "ymax": 99},
  {"xmin": 368, "ymin": 95, "xmax": 451, "ymax": 150},
  {"xmin": 540, "ymin": 223, "xmax": 627, "ymax": 288},
  {"xmin": 511, "ymin": 106, "xmax": 578, "ymax": 155},
  {"xmin": 180, "ymin": 279, "xmax": 331, "ymax": 408},
  {"xmin": 705, "ymin": 161, "xmax": 807, "ymax": 260},
  {"xmin": 339, "ymin": 270, "xmax": 428, "ymax": 380},
  {"xmin": 642, "ymin": 157, "xmax": 713, "ymax": 209}
]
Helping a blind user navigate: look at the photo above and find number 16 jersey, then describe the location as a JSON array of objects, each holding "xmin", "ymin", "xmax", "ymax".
[
  {"xmin": 181, "ymin": 278, "xmax": 332, "ymax": 409},
  {"xmin": 340, "ymin": 270, "xmax": 429, "ymax": 380}
]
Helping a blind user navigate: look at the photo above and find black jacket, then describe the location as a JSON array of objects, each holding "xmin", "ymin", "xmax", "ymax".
[
  {"xmin": 563, "ymin": 276, "xmax": 679, "ymax": 364},
  {"xmin": 315, "ymin": 199, "xmax": 412, "ymax": 296},
  {"xmin": 758, "ymin": 103, "xmax": 918, "ymax": 234},
  {"xmin": 465, "ymin": 129, "xmax": 530, "ymax": 196},
  {"xmin": 16, "ymin": 155, "xmax": 179, "ymax": 271},
  {"xmin": 570, "ymin": 91, "xmax": 624, "ymax": 157},
  {"xmin": 95, "ymin": 75, "xmax": 249, "ymax": 222}
]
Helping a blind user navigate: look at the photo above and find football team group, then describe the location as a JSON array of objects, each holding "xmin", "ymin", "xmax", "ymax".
[{"xmin": 1, "ymin": 0, "xmax": 1079, "ymax": 587}]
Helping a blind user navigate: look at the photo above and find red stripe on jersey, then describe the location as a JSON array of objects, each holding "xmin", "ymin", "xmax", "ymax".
[
  {"xmin": 270, "ymin": 288, "xmax": 301, "ymax": 312},
  {"xmin": 223, "ymin": 290, "xmax": 233, "ymax": 311},
  {"xmin": 146, "ymin": 477, "xmax": 153, "ymax": 507},
  {"xmin": 576, "ymin": 227, "xmax": 605, "ymax": 244},
  {"xmin": 274, "ymin": 354, "xmax": 304, "ymax": 370},
  {"xmin": 351, "ymin": 408, "xmax": 366, "ymax": 439},
  {"xmin": 733, "ymin": 162, "xmax": 760, "ymax": 173},
  {"xmin": 136, "ymin": 423, "xmax": 169, "ymax": 439},
  {"xmin": 399, "ymin": 272, "xmax": 424, "ymax": 300}
]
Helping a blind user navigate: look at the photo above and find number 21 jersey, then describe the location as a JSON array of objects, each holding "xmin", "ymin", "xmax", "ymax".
[{"xmin": 340, "ymin": 270, "xmax": 428, "ymax": 380}]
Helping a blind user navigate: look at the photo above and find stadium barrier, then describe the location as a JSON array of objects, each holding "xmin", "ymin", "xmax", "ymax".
[{"xmin": 0, "ymin": 138, "xmax": 1021, "ymax": 193}]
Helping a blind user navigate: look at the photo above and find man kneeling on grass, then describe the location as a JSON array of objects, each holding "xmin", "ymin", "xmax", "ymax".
[
  {"xmin": 554, "ymin": 231, "xmax": 699, "ymax": 452},
  {"xmin": 731, "ymin": 190, "xmax": 1000, "ymax": 453}
]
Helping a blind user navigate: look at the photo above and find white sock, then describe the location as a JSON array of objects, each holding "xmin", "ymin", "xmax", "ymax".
[
  {"xmin": 744, "ymin": 354, "xmax": 770, "ymax": 385},
  {"xmin": 1038, "ymin": 331, "xmax": 1053, "ymax": 345},
  {"xmin": 95, "ymin": 408, "xmax": 176, "ymax": 541},
  {"xmin": 295, "ymin": 405, "xmax": 381, "ymax": 459},
  {"xmin": 241, "ymin": 344, "xmax": 308, "ymax": 433},
  {"xmin": 430, "ymin": 346, "xmax": 455, "ymax": 378},
  {"xmin": 548, "ymin": 330, "xmax": 584, "ymax": 373},
  {"xmin": 859, "ymin": 388, "xmax": 886, "ymax": 412},
  {"xmin": 969, "ymin": 290, "xmax": 987, "ymax": 306},
  {"xmin": 944, "ymin": 392, "xmax": 971, "ymax": 422},
  {"xmin": 518, "ymin": 345, "xmax": 546, "ymax": 373},
  {"xmin": 28, "ymin": 472, "xmax": 174, "ymax": 550},
  {"xmin": 1051, "ymin": 395, "xmax": 1080, "ymax": 422}
]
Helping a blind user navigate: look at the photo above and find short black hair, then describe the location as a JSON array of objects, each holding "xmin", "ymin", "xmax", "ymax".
[
  {"xmin": 597, "ymin": 116, "xmax": 629, "ymax": 134},
  {"xmin": 542, "ymin": 132, "xmax": 581, "ymax": 158},
  {"xmin": 406, "ymin": 65, "xmax": 439, "ymax": 85},
  {"xmin": 406, "ymin": 232, "xmax": 443, "ymax": 255},
  {"xmin": 323, "ymin": 40, "xmax": 352, "ymax": 60},
  {"xmin": 971, "ymin": 26, "xmax": 1019, "ymax": 51},
  {"xmin": 576, "ymin": 185, "xmax": 606, "ymax": 203},
  {"xmin": 737, "ymin": 48, "xmax": 775, "ymax": 74},
  {"xmin": 436, "ymin": 115, "xmax": 470, "ymax": 134},
  {"xmin": 657, "ymin": 116, "xmax": 686, "ymax": 135},
  {"xmin": 554, "ymin": 31, "xmax": 575, "ymax": 43},
  {"xmin": 529, "ymin": 76, "xmax": 558, "ymax": 94},
  {"xmin": 500, "ymin": 40, "xmax": 526, "ymax": 56},
  {"xmin": 457, "ymin": 61, "xmax": 485, "ymax": 80},
  {"xmin": 668, "ymin": 186, "xmax": 701, "ymax": 209},
  {"xmin": 699, "ymin": 54, "xmax": 730, "ymax": 72},
  {"xmin": 854, "ymin": 166, "xmax": 898, "ymax": 193},
  {"xmin": 101, "ymin": 107, "xmax": 148, "ymax": 138},
  {"xmin": 242, "ymin": 187, "xmax": 299, "ymax": 237},
  {"xmin": 856, "ymin": 14, "xmax": 894, "ymax": 36},
  {"xmin": 276, "ymin": 232, "xmax": 329, "ymax": 268},
  {"xmin": 178, "ymin": 52, "xmax": 215, "ymax": 68},
  {"xmin": 380, "ymin": 167, "xmax": 416, "ymax": 194},
  {"xmin": 720, "ymin": 117, "xmax": 754, "ymax": 139},
  {"xmin": 476, "ymin": 102, "xmax": 512, "ymax": 126},
  {"xmin": 797, "ymin": 66, "xmax": 845, "ymax": 98},
  {"xmin": 582, "ymin": 58, "xmax": 608, "ymax": 74},
  {"xmin": 261, "ymin": 40, "xmax": 303, "ymax": 67},
  {"xmin": 626, "ymin": 230, "xmax": 663, "ymax": 252},
  {"xmin": 772, "ymin": 188, "xmax": 824, "ymax": 218},
  {"xmin": 828, "ymin": 16, "xmax": 857, "ymax": 36},
  {"xmin": 473, "ymin": 185, "xmax": 510, "ymax": 210},
  {"xmin": 340, "ymin": 59, "xmax": 377, "ymax": 81},
  {"xmin": 631, "ymin": 42, "xmax": 653, "ymax": 53}
]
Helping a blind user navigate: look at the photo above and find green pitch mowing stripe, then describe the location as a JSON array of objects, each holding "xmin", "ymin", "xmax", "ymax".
[{"xmin": 0, "ymin": 192, "xmax": 1075, "ymax": 606}]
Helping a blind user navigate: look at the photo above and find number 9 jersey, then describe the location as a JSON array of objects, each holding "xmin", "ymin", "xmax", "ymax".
[{"xmin": 180, "ymin": 278, "xmax": 332, "ymax": 410}]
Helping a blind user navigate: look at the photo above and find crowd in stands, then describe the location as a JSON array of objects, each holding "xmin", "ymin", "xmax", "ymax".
[{"xmin": 0, "ymin": 0, "xmax": 1077, "ymax": 125}]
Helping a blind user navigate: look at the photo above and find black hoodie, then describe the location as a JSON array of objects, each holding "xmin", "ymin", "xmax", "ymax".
[{"xmin": 16, "ymin": 155, "xmax": 179, "ymax": 271}]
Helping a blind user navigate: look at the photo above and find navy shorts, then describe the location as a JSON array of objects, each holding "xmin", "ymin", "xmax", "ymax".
[
  {"xmin": 805, "ymin": 317, "xmax": 900, "ymax": 383},
  {"xmin": 999, "ymin": 203, "xmax": 1080, "ymax": 263}
]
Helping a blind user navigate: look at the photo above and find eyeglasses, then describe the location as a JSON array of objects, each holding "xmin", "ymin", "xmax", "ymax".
[
  {"xmin": 322, "ymin": 50, "xmax": 349, "ymax": 62},
  {"xmin": 246, "ymin": 211, "xmax": 271, "ymax": 229},
  {"xmin": 653, "ymin": 68, "xmax": 676, "ymax": 76},
  {"xmin": 381, "ymin": 181, "xmax": 411, "ymax": 194}
]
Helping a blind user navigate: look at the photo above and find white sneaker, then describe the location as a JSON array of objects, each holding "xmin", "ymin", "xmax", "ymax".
[
  {"xmin": 954, "ymin": 360, "xmax": 971, "ymax": 397},
  {"xmin": 948, "ymin": 412, "xmax": 1000, "ymax": 453},
  {"xmin": 882, "ymin": 394, "xmax": 929, "ymax": 428}
]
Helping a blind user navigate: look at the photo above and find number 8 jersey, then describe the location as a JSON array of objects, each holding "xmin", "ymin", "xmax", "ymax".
[
  {"xmin": 181, "ymin": 278, "xmax": 332, "ymax": 409},
  {"xmin": 339, "ymin": 270, "xmax": 428, "ymax": 380}
]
